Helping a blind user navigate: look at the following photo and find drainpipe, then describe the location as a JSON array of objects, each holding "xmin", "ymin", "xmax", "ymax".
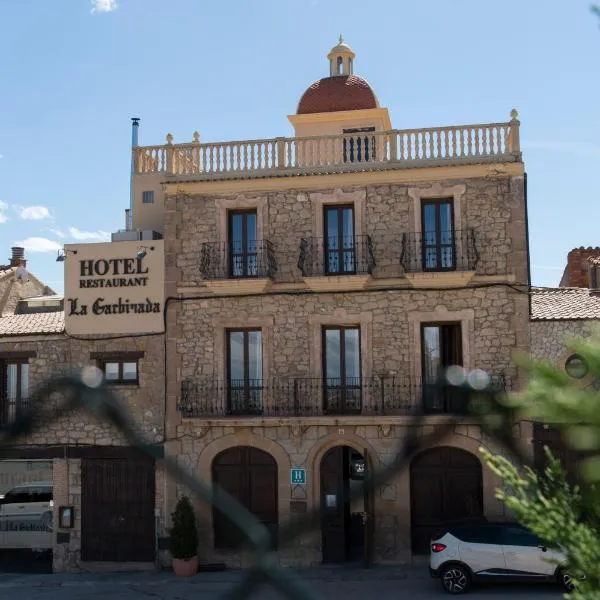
[{"xmin": 130, "ymin": 118, "xmax": 140, "ymax": 229}]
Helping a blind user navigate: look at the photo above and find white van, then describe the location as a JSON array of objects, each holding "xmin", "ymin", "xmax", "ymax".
[{"xmin": 0, "ymin": 481, "xmax": 53, "ymax": 551}]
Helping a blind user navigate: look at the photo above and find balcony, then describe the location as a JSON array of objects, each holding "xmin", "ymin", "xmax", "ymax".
[
  {"xmin": 134, "ymin": 115, "xmax": 521, "ymax": 182},
  {"xmin": 400, "ymin": 229, "xmax": 479, "ymax": 287},
  {"xmin": 177, "ymin": 375, "xmax": 507, "ymax": 419},
  {"xmin": 199, "ymin": 240, "xmax": 277, "ymax": 293},
  {"xmin": 0, "ymin": 397, "xmax": 30, "ymax": 426},
  {"xmin": 298, "ymin": 235, "xmax": 375, "ymax": 291}
]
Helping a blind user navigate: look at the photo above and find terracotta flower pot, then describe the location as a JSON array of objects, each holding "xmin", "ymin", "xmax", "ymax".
[{"xmin": 172, "ymin": 555, "xmax": 198, "ymax": 577}]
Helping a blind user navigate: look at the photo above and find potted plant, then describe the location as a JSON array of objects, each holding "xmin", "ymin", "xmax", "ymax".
[{"xmin": 169, "ymin": 495, "xmax": 199, "ymax": 577}]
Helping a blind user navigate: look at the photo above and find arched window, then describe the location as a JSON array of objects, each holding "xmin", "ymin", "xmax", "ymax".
[{"xmin": 337, "ymin": 56, "xmax": 343, "ymax": 75}]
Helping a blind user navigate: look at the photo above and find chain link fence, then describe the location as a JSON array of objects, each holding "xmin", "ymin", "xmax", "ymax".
[{"xmin": 0, "ymin": 369, "xmax": 530, "ymax": 599}]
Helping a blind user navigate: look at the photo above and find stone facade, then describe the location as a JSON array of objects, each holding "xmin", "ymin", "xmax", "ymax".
[
  {"xmin": 163, "ymin": 171, "xmax": 530, "ymax": 566},
  {"xmin": 0, "ymin": 333, "xmax": 167, "ymax": 571}
]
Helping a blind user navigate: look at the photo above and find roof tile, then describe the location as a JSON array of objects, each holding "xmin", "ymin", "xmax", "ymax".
[
  {"xmin": 531, "ymin": 288, "xmax": 600, "ymax": 320},
  {"xmin": 0, "ymin": 311, "xmax": 65, "ymax": 336}
]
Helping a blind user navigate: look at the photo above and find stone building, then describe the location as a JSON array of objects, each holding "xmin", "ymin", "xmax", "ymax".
[
  {"xmin": 0, "ymin": 243, "xmax": 167, "ymax": 572},
  {"xmin": 131, "ymin": 38, "xmax": 530, "ymax": 566},
  {"xmin": 530, "ymin": 247, "xmax": 600, "ymax": 479}
]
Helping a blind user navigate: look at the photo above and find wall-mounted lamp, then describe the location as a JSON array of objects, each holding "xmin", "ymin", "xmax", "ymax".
[
  {"xmin": 56, "ymin": 249, "xmax": 78, "ymax": 263},
  {"xmin": 136, "ymin": 245, "xmax": 155, "ymax": 260}
]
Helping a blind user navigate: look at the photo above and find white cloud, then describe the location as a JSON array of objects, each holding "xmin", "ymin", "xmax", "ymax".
[
  {"xmin": 14, "ymin": 237, "xmax": 62, "ymax": 253},
  {"xmin": 18, "ymin": 205, "xmax": 52, "ymax": 220},
  {"xmin": 0, "ymin": 154, "xmax": 4, "ymax": 159},
  {"xmin": 91, "ymin": 0, "xmax": 118, "ymax": 13},
  {"xmin": 47, "ymin": 228, "xmax": 66, "ymax": 238},
  {"xmin": 68, "ymin": 227, "xmax": 110, "ymax": 242}
]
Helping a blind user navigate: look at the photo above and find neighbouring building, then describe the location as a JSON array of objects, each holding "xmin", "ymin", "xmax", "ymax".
[
  {"xmin": 130, "ymin": 38, "xmax": 531, "ymax": 566},
  {"xmin": 0, "ymin": 242, "xmax": 167, "ymax": 572},
  {"xmin": 531, "ymin": 247, "xmax": 600, "ymax": 481}
]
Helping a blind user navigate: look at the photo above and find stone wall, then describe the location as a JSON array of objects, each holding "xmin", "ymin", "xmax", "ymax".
[
  {"xmin": 0, "ymin": 333, "xmax": 166, "ymax": 572},
  {"xmin": 530, "ymin": 319, "xmax": 593, "ymax": 363},
  {"xmin": 176, "ymin": 420, "xmax": 514, "ymax": 567},
  {"xmin": 168, "ymin": 177, "xmax": 526, "ymax": 287}
]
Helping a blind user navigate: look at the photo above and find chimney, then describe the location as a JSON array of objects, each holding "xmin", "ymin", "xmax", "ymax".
[
  {"xmin": 9, "ymin": 246, "xmax": 26, "ymax": 268},
  {"xmin": 561, "ymin": 247, "xmax": 600, "ymax": 288}
]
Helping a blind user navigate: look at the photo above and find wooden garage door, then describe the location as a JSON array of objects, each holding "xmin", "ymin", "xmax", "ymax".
[
  {"xmin": 81, "ymin": 458, "xmax": 155, "ymax": 562},
  {"xmin": 410, "ymin": 447, "xmax": 482, "ymax": 554},
  {"xmin": 212, "ymin": 446, "xmax": 278, "ymax": 549}
]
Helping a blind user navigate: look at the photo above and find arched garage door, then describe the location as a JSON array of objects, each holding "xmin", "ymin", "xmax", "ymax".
[
  {"xmin": 212, "ymin": 446, "xmax": 278, "ymax": 549},
  {"xmin": 410, "ymin": 446, "xmax": 483, "ymax": 554}
]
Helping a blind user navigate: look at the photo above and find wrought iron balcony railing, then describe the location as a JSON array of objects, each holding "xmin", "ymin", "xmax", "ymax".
[
  {"xmin": 400, "ymin": 229, "xmax": 479, "ymax": 273},
  {"xmin": 0, "ymin": 397, "xmax": 30, "ymax": 426},
  {"xmin": 178, "ymin": 375, "xmax": 507, "ymax": 418},
  {"xmin": 200, "ymin": 240, "xmax": 277, "ymax": 280},
  {"xmin": 298, "ymin": 235, "xmax": 375, "ymax": 277}
]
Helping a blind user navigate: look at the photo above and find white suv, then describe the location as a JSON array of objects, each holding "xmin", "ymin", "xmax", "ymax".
[
  {"xmin": 429, "ymin": 521, "xmax": 576, "ymax": 594},
  {"xmin": 0, "ymin": 481, "xmax": 53, "ymax": 551}
]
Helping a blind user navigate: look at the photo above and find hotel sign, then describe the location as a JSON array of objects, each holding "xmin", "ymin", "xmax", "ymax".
[{"xmin": 64, "ymin": 240, "xmax": 165, "ymax": 335}]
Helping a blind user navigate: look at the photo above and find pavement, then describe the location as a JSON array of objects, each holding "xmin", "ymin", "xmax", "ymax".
[{"xmin": 0, "ymin": 567, "xmax": 563, "ymax": 599}]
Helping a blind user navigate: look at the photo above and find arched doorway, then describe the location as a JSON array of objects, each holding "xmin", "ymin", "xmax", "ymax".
[
  {"xmin": 320, "ymin": 446, "xmax": 373, "ymax": 564},
  {"xmin": 410, "ymin": 446, "xmax": 483, "ymax": 554},
  {"xmin": 212, "ymin": 446, "xmax": 278, "ymax": 549}
]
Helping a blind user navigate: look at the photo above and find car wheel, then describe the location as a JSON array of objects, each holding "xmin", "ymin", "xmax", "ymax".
[
  {"xmin": 558, "ymin": 569, "xmax": 576, "ymax": 592},
  {"xmin": 440, "ymin": 564, "xmax": 471, "ymax": 594}
]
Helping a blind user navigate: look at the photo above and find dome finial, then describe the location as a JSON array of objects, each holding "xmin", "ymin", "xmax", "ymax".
[{"xmin": 327, "ymin": 37, "xmax": 355, "ymax": 77}]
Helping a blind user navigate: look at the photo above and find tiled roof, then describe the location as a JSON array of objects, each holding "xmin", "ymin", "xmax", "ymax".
[
  {"xmin": 297, "ymin": 75, "xmax": 379, "ymax": 114},
  {"xmin": 531, "ymin": 288, "xmax": 600, "ymax": 320},
  {"xmin": 0, "ymin": 311, "xmax": 65, "ymax": 336}
]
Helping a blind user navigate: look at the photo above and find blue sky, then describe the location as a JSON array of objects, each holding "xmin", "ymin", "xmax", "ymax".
[{"xmin": 0, "ymin": 0, "xmax": 598, "ymax": 294}]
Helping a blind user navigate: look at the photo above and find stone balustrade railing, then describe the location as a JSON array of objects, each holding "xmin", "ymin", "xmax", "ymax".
[{"xmin": 134, "ymin": 112, "xmax": 521, "ymax": 180}]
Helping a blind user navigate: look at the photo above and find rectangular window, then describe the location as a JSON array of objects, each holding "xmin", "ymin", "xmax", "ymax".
[
  {"xmin": 227, "ymin": 329, "xmax": 262, "ymax": 414},
  {"xmin": 421, "ymin": 323, "xmax": 463, "ymax": 413},
  {"xmin": 1, "ymin": 361, "xmax": 29, "ymax": 424},
  {"xmin": 324, "ymin": 205, "xmax": 355, "ymax": 275},
  {"xmin": 322, "ymin": 326, "xmax": 361, "ymax": 414},
  {"xmin": 228, "ymin": 210, "xmax": 258, "ymax": 278},
  {"xmin": 99, "ymin": 360, "xmax": 139, "ymax": 385},
  {"xmin": 342, "ymin": 127, "xmax": 376, "ymax": 163},
  {"xmin": 142, "ymin": 191, "xmax": 155, "ymax": 204},
  {"xmin": 421, "ymin": 199, "xmax": 455, "ymax": 271}
]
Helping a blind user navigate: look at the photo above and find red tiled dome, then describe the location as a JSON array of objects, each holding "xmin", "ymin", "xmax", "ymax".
[{"xmin": 297, "ymin": 75, "xmax": 379, "ymax": 115}]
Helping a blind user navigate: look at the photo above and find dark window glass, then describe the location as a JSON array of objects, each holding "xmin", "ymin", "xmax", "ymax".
[
  {"xmin": 2, "ymin": 361, "xmax": 29, "ymax": 424},
  {"xmin": 343, "ymin": 127, "xmax": 376, "ymax": 163},
  {"xmin": 324, "ymin": 205, "xmax": 355, "ymax": 275},
  {"xmin": 421, "ymin": 199, "xmax": 455, "ymax": 271},
  {"xmin": 565, "ymin": 354, "xmax": 588, "ymax": 379},
  {"xmin": 99, "ymin": 360, "xmax": 139, "ymax": 385},
  {"xmin": 501, "ymin": 525, "xmax": 539, "ymax": 547},
  {"xmin": 142, "ymin": 190, "xmax": 155, "ymax": 204},
  {"xmin": 452, "ymin": 525, "xmax": 502, "ymax": 544},
  {"xmin": 227, "ymin": 329, "xmax": 262, "ymax": 414},
  {"xmin": 422, "ymin": 323, "xmax": 463, "ymax": 413},
  {"xmin": 228, "ymin": 210, "xmax": 258, "ymax": 278},
  {"xmin": 322, "ymin": 326, "xmax": 361, "ymax": 413},
  {"xmin": 3, "ymin": 491, "xmax": 31, "ymax": 504}
]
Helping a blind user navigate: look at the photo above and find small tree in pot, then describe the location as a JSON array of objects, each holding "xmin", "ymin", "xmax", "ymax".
[{"xmin": 169, "ymin": 495, "xmax": 199, "ymax": 577}]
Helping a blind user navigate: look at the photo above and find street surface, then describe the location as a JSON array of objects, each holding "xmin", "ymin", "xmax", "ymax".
[{"xmin": 0, "ymin": 567, "xmax": 563, "ymax": 600}]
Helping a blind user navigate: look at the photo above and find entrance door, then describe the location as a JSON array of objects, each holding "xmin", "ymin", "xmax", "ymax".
[
  {"xmin": 320, "ymin": 446, "xmax": 366, "ymax": 563},
  {"xmin": 81, "ymin": 458, "xmax": 155, "ymax": 562},
  {"xmin": 410, "ymin": 447, "xmax": 482, "ymax": 554},
  {"xmin": 212, "ymin": 446, "xmax": 278, "ymax": 549}
]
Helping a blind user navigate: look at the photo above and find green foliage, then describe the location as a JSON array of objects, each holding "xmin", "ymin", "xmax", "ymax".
[
  {"xmin": 169, "ymin": 495, "xmax": 199, "ymax": 560},
  {"xmin": 482, "ymin": 327, "xmax": 600, "ymax": 599}
]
